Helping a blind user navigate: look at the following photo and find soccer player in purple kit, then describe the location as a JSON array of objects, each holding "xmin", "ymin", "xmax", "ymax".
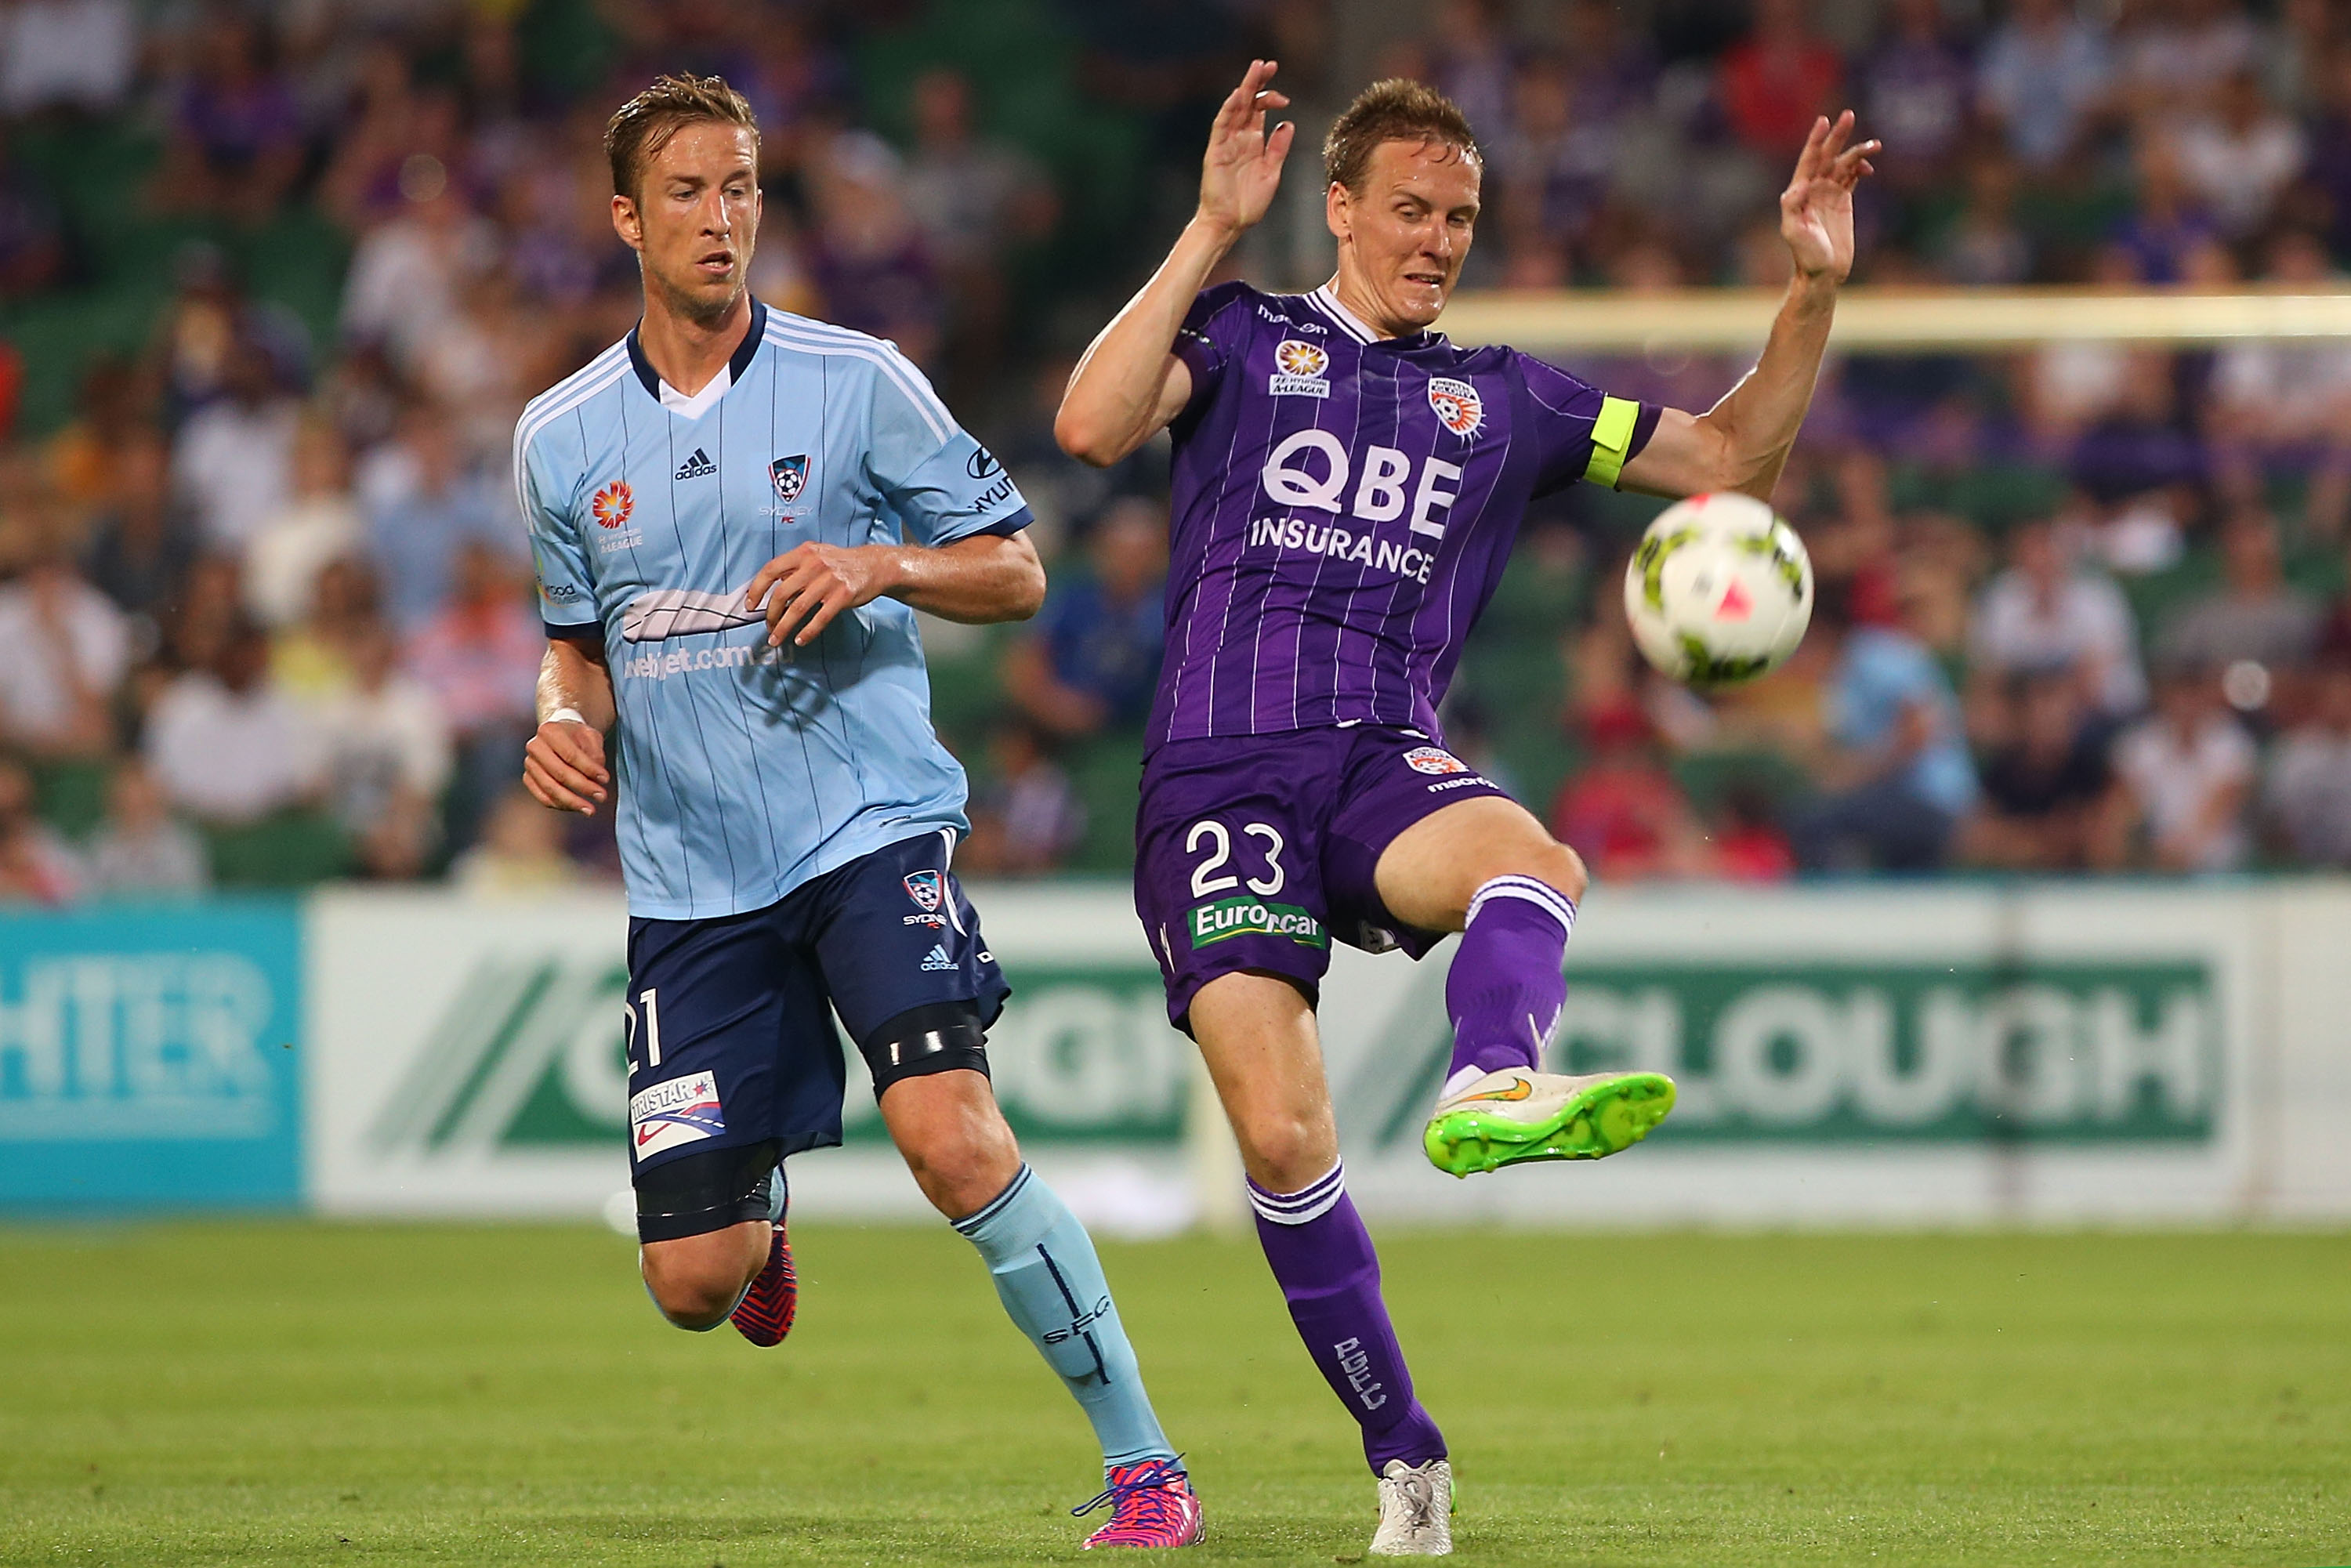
[{"xmin": 1056, "ymin": 62, "xmax": 1875, "ymax": 1555}]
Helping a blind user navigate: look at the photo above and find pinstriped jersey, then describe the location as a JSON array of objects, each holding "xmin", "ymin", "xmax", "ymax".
[
  {"xmin": 515, "ymin": 299, "xmax": 1031, "ymax": 920},
  {"xmin": 1153, "ymin": 281, "xmax": 1644, "ymax": 749}
]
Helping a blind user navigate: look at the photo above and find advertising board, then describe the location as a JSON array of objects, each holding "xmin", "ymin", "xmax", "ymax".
[{"xmin": 0, "ymin": 903, "xmax": 304, "ymax": 1209}]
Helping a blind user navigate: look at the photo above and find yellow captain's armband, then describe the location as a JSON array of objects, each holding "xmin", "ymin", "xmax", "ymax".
[{"xmin": 1582, "ymin": 396, "xmax": 1641, "ymax": 490}]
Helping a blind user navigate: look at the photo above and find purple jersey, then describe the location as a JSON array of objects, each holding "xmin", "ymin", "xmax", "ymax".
[{"xmin": 1151, "ymin": 281, "xmax": 1649, "ymax": 749}]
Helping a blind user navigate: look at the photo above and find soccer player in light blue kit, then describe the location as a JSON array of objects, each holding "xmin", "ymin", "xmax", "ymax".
[{"xmin": 516, "ymin": 76, "xmax": 1201, "ymax": 1549}]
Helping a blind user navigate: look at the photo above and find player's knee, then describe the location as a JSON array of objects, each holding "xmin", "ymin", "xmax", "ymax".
[
  {"xmin": 640, "ymin": 1245, "xmax": 752, "ymax": 1331},
  {"xmin": 1232, "ymin": 1106, "xmax": 1337, "ymax": 1193},
  {"xmin": 1544, "ymin": 839, "xmax": 1589, "ymax": 904},
  {"xmin": 886, "ymin": 1073, "xmax": 1023, "ymax": 1217},
  {"xmin": 1502, "ymin": 838, "xmax": 1586, "ymax": 905}
]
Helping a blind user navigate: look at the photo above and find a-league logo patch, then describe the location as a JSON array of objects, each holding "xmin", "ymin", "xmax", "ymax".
[
  {"xmin": 902, "ymin": 869, "xmax": 944, "ymax": 912},
  {"xmin": 1270, "ymin": 338, "xmax": 1333, "ymax": 399},
  {"xmin": 1404, "ymin": 745, "xmax": 1470, "ymax": 776},
  {"xmin": 770, "ymin": 454, "xmax": 809, "ymax": 502},
  {"xmin": 628, "ymin": 1070, "xmax": 724, "ymax": 1161},
  {"xmin": 1427, "ymin": 377, "xmax": 1483, "ymax": 437},
  {"xmin": 591, "ymin": 480, "xmax": 634, "ymax": 528},
  {"xmin": 1275, "ymin": 339, "xmax": 1328, "ymax": 377}
]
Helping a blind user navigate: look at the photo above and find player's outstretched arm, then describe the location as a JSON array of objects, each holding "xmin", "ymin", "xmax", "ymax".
[
  {"xmin": 747, "ymin": 531, "xmax": 1046, "ymax": 648},
  {"xmin": 1618, "ymin": 111, "xmax": 1878, "ymax": 504},
  {"xmin": 1056, "ymin": 60, "xmax": 1293, "ymax": 468},
  {"xmin": 523, "ymin": 637, "xmax": 615, "ymax": 815}
]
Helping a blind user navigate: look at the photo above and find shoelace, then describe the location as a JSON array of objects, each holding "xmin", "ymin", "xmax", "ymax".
[
  {"xmin": 1386, "ymin": 1469, "xmax": 1437, "ymax": 1530},
  {"xmin": 1071, "ymin": 1454, "xmax": 1189, "ymax": 1519}
]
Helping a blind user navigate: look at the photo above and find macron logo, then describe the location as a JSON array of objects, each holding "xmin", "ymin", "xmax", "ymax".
[{"xmin": 674, "ymin": 448, "xmax": 717, "ymax": 480}]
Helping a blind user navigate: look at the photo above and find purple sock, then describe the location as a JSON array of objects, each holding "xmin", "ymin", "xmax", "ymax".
[
  {"xmin": 1444, "ymin": 875, "xmax": 1575, "ymax": 1088},
  {"xmin": 1248, "ymin": 1161, "xmax": 1447, "ymax": 1474}
]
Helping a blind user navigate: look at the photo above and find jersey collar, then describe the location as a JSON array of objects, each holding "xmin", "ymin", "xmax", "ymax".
[
  {"xmin": 627, "ymin": 297, "xmax": 769, "ymax": 416},
  {"xmin": 1305, "ymin": 284, "xmax": 1440, "ymax": 350}
]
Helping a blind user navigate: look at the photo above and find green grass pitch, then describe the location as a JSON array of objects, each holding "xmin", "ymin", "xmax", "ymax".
[{"xmin": 2, "ymin": 1222, "xmax": 2345, "ymax": 1565}]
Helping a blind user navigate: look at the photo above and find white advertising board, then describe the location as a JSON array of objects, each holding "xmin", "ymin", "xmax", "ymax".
[{"xmin": 306, "ymin": 881, "xmax": 2351, "ymax": 1226}]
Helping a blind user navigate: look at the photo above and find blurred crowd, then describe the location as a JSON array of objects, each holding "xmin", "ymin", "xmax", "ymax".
[{"xmin": 0, "ymin": 0, "xmax": 2348, "ymax": 903}]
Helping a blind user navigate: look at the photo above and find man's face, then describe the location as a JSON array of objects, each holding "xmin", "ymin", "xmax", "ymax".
[
  {"xmin": 1328, "ymin": 139, "xmax": 1481, "ymax": 332},
  {"xmin": 614, "ymin": 121, "xmax": 761, "ymax": 326}
]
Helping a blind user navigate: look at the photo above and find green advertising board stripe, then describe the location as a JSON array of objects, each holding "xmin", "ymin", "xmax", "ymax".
[
  {"xmin": 1355, "ymin": 960, "xmax": 2220, "ymax": 1150},
  {"xmin": 379, "ymin": 959, "xmax": 1190, "ymax": 1155}
]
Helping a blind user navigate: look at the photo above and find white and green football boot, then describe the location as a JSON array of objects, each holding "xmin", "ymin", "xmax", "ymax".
[
  {"xmin": 1368, "ymin": 1458, "xmax": 1453, "ymax": 1555},
  {"xmin": 1422, "ymin": 1067, "xmax": 1675, "ymax": 1178}
]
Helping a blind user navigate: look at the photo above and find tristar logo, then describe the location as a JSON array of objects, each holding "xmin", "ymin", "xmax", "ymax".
[
  {"xmin": 674, "ymin": 447, "xmax": 716, "ymax": 480},
  {"xmin": 591, "ymin": 480, "xmax": 634, "ymax": 528},
  {"xmin": 628, "ymin": 1070, "xmax": 725, "ymax": 1161},
  {"xmin": 770, "ymin": 454, "xmax": 808, "ymax": 502},
  {"xmin": 1189, "ymin": 896, "xmax": 1328, "ymax": 951},
  {"xmin": 1270, "ymin": 338, "xmax": 1332, "ymax": 400},
  {"xmin": 903, "ymin": 870, "xmax": 944, "ymax": 912},
  {"xmin": 1427, "ymin": 376, "xmax": 1483, "ymax": 437},
  {"xmin": 1403, "ymin": 746, "xmax": 1469, "ymax": 777}
]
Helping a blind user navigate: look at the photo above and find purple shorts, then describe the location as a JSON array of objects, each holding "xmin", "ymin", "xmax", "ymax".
[{"xmin": 1133, "ymin": 724, "xmax": 1511, "ymax": 1030}]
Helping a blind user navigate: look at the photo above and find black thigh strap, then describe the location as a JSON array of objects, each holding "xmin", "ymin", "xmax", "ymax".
[
  {"xmin": 635, "ymin": 1137, "xmax": 781, "ymax": 1244},
  {"xmin": 859, "ymin": 1000, "xmax": 991, "ymax": 1096}
]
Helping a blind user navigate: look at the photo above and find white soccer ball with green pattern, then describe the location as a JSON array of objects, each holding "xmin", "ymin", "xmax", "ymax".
[{"xmin": 1621, "ymin": 492, "xmax": 1813, "ymax": 688}]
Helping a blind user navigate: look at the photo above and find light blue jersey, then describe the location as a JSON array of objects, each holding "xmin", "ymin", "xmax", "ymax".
[{"xmin": 515, "ymin": 300, "xmax": 1031, "ymax": 919}]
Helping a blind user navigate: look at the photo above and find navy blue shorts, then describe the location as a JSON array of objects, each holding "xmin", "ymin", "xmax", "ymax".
[{"xmin": 623, "ymin": 831, "xmax": 1009, "ymax": 1179}]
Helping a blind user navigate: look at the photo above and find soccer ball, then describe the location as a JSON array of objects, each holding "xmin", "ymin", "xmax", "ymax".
[{"xmin": 1621, "ymin": 492, "xmax": 1813, "ymax": 688}]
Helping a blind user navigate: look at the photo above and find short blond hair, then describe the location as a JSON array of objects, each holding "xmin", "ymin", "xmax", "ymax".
[
  {"xmin": 605, "ymin": 74, "xmax": 759, "ymax": 204},
  {"xmin": 1322, "ymin": 78, "xmax": 1481, "ymax": 194}
]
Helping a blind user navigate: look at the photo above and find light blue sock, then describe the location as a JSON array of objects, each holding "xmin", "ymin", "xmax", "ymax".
[{"xmin": 954, "ymin": 1164, "xmax": 1175, "ymax": 1467}]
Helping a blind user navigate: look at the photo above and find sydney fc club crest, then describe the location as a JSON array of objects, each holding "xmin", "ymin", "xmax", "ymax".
[
  {"xmin": 902, "ymin": 869, "xmax": 944, "ymax": 912},
  {"xmin": 770, "ymin": 454, "xmax": 809, "ymax": 502},
  {"xmin": 1427, "ymin": 377, "xmax": 1483, "ymax": 437}
]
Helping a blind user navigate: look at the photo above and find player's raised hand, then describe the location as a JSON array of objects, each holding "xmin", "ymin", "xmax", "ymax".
[
  {"xmin": 1779, "ymin": 111, "xmax": 1878, "ymax": 286},
  {"xmin": 746, "ymin": 541, "xmax": 896, "ymax": 649},
  {"xmin": 1197, "ymin": 60, "xmax": 1294, "ymax": 241},
  {"xmin": 524, "ymin": 718, "xmax": 608, "ymax": 815}
]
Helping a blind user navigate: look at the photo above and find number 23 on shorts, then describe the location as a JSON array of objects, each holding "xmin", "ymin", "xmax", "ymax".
[{"xmin": 1185, "ymin": 817, "xmax": 1287, "ymax": 898}]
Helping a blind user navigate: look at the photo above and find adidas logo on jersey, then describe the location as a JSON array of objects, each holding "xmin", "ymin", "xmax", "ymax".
[
  {"xmin": 674, "ymin": 448, "xmax": 717, "ymax": 480},
  {"xmin": 921, "ymin": 944, "xmax": 955, "ymax": 972}
]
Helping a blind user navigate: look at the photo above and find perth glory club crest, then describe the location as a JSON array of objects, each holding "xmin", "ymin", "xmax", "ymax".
[{"xmin": 1427, "ymin": 377, "xmax": 1483, "ymax": 437}]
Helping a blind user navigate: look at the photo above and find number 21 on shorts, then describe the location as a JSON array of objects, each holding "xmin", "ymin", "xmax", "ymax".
[
  {"xmin": 623, "ymin": 987, "xmax": 662, "ymax": 1070},
  {"xmin": 1186, "ymin": 818, "xmax": 1286, "ymax": 897}
]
